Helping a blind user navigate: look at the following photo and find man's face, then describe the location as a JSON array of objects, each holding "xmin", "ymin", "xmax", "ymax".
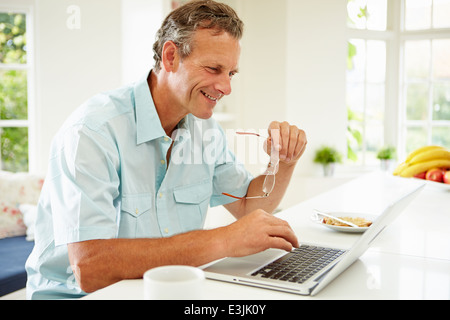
[{"xmin": 170, "ymin": 28, "xmax": 241, "ymax": 119}]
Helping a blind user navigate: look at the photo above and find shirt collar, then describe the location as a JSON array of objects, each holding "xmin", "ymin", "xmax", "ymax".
[{"xmin": 134, "ymin": 71, "xmax": 167, "ymax": 145}]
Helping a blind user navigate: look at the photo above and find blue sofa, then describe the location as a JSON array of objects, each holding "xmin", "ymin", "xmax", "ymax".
[
  {"xmin": 0, "ymin": 171, "xmax": 43, "ymax": 297},
  {"xmin": 0, "ymin": 236, "xmax": 34, "ymax": 297}
]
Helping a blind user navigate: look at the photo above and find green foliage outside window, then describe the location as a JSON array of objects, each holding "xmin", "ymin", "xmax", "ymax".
[{"xmin": 0, "ymin": 12, "xmax": 28, "ymax": 172}]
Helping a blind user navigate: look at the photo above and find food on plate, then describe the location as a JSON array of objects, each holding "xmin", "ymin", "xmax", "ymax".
[
  {"xmin": 393, "ymin": 146, "xmax": 450, "ymax": 182},
  {"xmin": 322, "ymin": 216, "xmax": 372, "ymax": 228}
]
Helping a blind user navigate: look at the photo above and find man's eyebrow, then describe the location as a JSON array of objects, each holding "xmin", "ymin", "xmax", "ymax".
[{"xmin": 214, "ymin": 64, "xmax": 239, "ymax": 74}]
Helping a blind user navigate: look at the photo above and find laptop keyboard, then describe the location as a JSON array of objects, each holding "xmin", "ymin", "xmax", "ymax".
[{"xmin": 251, "ymin": 245, "xmax": 346, "ymax": 284}]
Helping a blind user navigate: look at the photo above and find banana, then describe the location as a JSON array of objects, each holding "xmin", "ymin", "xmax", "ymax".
[
  {"xmin": 399, "ymin": 159, "xmax": 450, "ymax": 178},
  {"xmin": 393, "ymin": 145, "xmax": 448, "ymax": 176},
  {"xmin": 409, "ymin": 149, "xmax": 450, "ymax": 165},
  {"xmin": 393, "ymin": 162, "xmax": 408, "ymax": 176},
  {"xmin": 404, "ymin": 145, "xmax": 446, "ymax": 163}
]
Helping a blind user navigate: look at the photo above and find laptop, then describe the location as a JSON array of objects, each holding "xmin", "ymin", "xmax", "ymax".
[{"xmin": 204, "ymin": 182, "xmax": 425, "ymax": 296}]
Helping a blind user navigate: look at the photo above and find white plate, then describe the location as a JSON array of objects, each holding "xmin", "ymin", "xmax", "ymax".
[
  {"xmin": 413, "ymin": 178, "xmax": 450, "ymax": 191},
  {"xmin": 311, "ymin": 212, "xmax": 376, "ymax": 233}
]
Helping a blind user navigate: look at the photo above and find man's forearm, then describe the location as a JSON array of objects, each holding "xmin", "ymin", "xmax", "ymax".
[
  {"xmin": 68, "ymin": 228, "xmax": 227, "ymax": 293},
  {"xmin": 225, "ymin": 161, "xmax": 297, "ymax": 219},
  {"xmin": 68, "ymin": 208, "xmax": 299, "ymax": 294}
]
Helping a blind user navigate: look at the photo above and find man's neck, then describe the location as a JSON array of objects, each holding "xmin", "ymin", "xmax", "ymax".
[{"xmin": 148, "ymin": 71, "xmax": 187, "ymax": 137}]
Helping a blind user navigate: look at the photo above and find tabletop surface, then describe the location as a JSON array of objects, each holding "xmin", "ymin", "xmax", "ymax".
[{"xmin": 83, "ymin": 172, "xmax": 450, "ymax": 300}]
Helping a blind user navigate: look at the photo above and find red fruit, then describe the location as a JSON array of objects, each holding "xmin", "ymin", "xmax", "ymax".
[
  {"xmin": 444, "ymin": 170, "xmax": 450, "ymax": 184},
  {"xmin": 414, "ymin": 172, "xmax": 427, "ymax": 180},
  {"xmin": 426, "ymin": 168, "xmax": 444, "ymax": 182}
]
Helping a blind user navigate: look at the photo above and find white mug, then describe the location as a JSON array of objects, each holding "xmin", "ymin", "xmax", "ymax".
[{"xmin": 143, "ymin": 266, "xmax": 205, "ymax": 300}]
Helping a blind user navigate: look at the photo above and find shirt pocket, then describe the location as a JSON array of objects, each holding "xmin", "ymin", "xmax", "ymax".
[
  {"xmin": 119, "ymin": 194, "xmax": 152, "ymax": 238},
  {"xmin": 173, "ymin": 180, "xmax": 212, "ymax": 233}
]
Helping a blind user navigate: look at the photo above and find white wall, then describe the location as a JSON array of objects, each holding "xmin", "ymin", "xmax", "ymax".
[
  {"xmin": 33, "ymin": 0, "xmax": 122, "ymax": 173},
  {"xmin": 233, "ymin": 0, "xmax": 348, "ymax": 176},
  {"xmin": 31, "ymin": 0, "xmax": 348, "ymax": 177},
  {"xmin": 121, "ymin": 0, "xmax": 166, "ymax": 84},
  {"xmin": 285, "ymin": 0, "xmax": 348, "ymax": 175}
]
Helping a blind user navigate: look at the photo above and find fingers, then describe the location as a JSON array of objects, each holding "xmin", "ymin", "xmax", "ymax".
[
  {"xmin": 268, "ymin": 121, "xmax": 307, "ymax": 164},
  {"xmin": 226, "ymin": 210, "xmax": 299, "ymax": 257},
  {"xmin": 253, "ymin": 210, "xmax": 299, "ymax": 252}
]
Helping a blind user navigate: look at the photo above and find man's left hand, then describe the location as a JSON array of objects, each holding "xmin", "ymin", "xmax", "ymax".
[{"xmin": 265, "ymin": 121, "xmax": 307, "ymax": 165}]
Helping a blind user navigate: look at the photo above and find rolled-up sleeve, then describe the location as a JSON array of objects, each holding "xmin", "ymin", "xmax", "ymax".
[
  {"xmin": 48, "ymin": 124, "xmax": 120, "ymax": 246},
  {"xmin": 209, "ymin": 127, "xmax": 253, "ymax": 208}
]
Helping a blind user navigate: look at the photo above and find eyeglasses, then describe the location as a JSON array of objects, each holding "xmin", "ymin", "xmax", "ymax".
[{"xmin": 222, "ymin": 132, "xmax": 280, "ymax": 200}]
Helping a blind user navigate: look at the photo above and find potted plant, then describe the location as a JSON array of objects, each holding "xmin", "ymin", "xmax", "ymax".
[
  {"xmin": 376, "ymin": 146, "xmax": 396, "ymax": 171},
  {"xmin": 314, "ymin": 146, "xmax": 343, "ymax": 176}
]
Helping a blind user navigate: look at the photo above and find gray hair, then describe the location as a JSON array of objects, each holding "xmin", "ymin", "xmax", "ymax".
[{"xmin": 153, "ymin": 0, "xmax": 244, "ymax": 72}]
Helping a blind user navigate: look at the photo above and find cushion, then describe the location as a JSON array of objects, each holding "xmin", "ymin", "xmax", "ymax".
[
  {"xmin": 19, "ymin": 204, "xmax": 37, "ymax": 241},
  {"xmin": 0, "ymin": 236, "xmax": 35, "ymax": 296},
  {"xmin": 0, "ymin": 202, "xmax": 26, "ymax": 239},
  {"xmin": 0, "ymin": 171, "xmax": 43, "ymax": 239}
]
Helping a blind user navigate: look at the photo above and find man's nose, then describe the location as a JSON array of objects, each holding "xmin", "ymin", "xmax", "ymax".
[{"xmin": 216, "ymin": 73, "xmax": 232, "ymax": 96}]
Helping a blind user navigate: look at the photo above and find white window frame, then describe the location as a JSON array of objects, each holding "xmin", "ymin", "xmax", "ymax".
[
  {"xmin": 346, "ymin": 1, "xmax": 397, "ymax": 170},
  {"xmin": 0, "ymin": 2, "xmax": 35, "ymax": 172},
  {"xmin": 398, "ymin": 0, "xmax": 450, "ymax": 160},
  {"xmin": 346, "ymin": 0, "xmax": 450, "ymax": 169}
]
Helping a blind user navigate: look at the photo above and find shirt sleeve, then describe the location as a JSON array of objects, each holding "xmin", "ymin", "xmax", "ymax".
[
  {"xmin": 209, "ymin": 126, "xmax": 253, "ymax": 208},
  {"xmin": 47, "ymin": 124, "xmax": 121, "ymax": 246}
]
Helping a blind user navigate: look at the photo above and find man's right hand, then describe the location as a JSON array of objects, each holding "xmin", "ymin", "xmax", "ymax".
[{"xmin": 220, "ymin": 209, "xmax": 299, "ymax": 257}]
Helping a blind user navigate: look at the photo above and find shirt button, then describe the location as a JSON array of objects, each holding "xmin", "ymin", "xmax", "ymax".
[
  {"xmin": 135, "ymin": 209, "xmax": 139, "ymax": 215},
  {"xmin": 164, "ymin": 137, "xmax": 169, "ymax": 142},
  {"xmin": 159, "ymin": 192, "xmax": 163, "ymax": 198},
  {"xmin": 164, "ymin": 228, "xmax": 169, "ymax": 234},
  {"xmin": 160, "ymin": 160, "xmax": 165, "ymax": 165}
]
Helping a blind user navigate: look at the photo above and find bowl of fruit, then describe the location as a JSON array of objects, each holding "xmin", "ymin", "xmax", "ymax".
[{"xmin": 393, "ymin": 146, "xmax": 450, "ymax": 190}]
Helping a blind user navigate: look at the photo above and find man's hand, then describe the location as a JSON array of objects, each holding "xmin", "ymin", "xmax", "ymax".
[
  {"xmin": 265, "ymin": 121, "xmax": 307, "ymax": 165},
  {"xmin": 221, "ymin": 209, "xmax": 299, "ymax": 257}
]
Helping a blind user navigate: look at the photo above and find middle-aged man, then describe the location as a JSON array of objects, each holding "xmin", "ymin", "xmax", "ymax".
[{"xmin": 26, "ymin": 0, "xmax": 307, "ymax": 299}]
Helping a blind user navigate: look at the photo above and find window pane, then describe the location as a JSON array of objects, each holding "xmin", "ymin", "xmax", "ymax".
[
  {"xmin": 432, "ymin": 127, "xmax": 450, "ymax": 148},
  {"xmin": 405, "ymin": 40, "xmax": 430, "ymax": 79},
  {"xmin": 367, "ymin": 41, "xmax": 386, "ymax": 83},
  {"xmin": 347, "ymin": 39, "xmax": 366, "ymax": 82},
  {"xmin": 433, "ymin": 0, "xmax": 450, "ymax": 29},
  {"xmin": 0, "ymin": 127, "xmax": 28, "ymax": 172},
  {"xmin": 347, "ymin": 0, "xmax": 368, "ymax": 29},
  {"xmin": 433, "ymin": 83, "xmax": 450, "ymax": 120},
  {"xmin": 347, "ymin": 0, "xmax": 387, "ymax": 31},
  {"xmin": 0, "ymin": 69, "xmax": 28, "ymax": 120},
  {"xmin": 432, "ymin": 39, "xmax": 450, "ymax": 80},
  {"xmin": 366, "ymin": 120, "xmax": 384, "ymax": 164},
  {"xmin": 348, "ymin": 120, "xmax": 364, "ymax": 164},
  {"xmin": 366, "ymin": 0, "xmax": 387, "ymax": 31},
  {"xmin": 0, "ymin": 13, "xmax": 27, "ymax": 64},
  {"xmin": 347, "ymin": 83, "xmax": 365, "ymax": 114},
  {"xmin": 406, "ymin": 83, "xmax": 429, "ymax": 120},
  {"xmin": 406, "ymin": 127, "xmax": 428, "ymax": 155},
  {"xmin": 405, "ymin": 0, "xmax": 432, "ymax": 30},
  {"xmin": 366, "ymin": 83, "xmax": 385, "ymax": 120}
]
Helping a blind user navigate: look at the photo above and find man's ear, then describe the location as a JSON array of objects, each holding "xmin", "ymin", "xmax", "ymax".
[{"xmin": 161, "ymin": 41, "xmax": 179, "ymax": 72}]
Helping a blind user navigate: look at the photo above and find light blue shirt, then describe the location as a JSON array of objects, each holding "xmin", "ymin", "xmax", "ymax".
[{"xmin": 26, "ymin": 72, "xmax": 253, "ymax": 299}]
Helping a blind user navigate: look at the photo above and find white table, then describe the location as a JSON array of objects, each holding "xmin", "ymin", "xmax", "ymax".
[{"xmin": 83, "ymin": 172, "xmax": 450, "ymax": 300}]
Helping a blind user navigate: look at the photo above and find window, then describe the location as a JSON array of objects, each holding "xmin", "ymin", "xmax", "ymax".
[
  {"xmin": 401, "ymin": 0, "xmax": 450, "ymax": 155},
  {"xmin": 346, "ymin": 0, "xmax": 388, "ymax": 166},
  {"xmin": 0, "ymin": 9, "xmax": 32, "ymax": 172},
  {"xmin": 346, "ymin": 0, "xmax": 450, "ymax": 167}
]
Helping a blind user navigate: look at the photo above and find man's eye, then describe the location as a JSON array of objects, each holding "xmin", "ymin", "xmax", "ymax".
[{"xmin": 207, "ymin": 67, "xmax": 218, "ymax": 72}]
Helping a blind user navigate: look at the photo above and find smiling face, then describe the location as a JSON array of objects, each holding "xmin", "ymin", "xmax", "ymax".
[{"xmin": 167, "ymin": 28, "xmax": 241, "ymax": 120}]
